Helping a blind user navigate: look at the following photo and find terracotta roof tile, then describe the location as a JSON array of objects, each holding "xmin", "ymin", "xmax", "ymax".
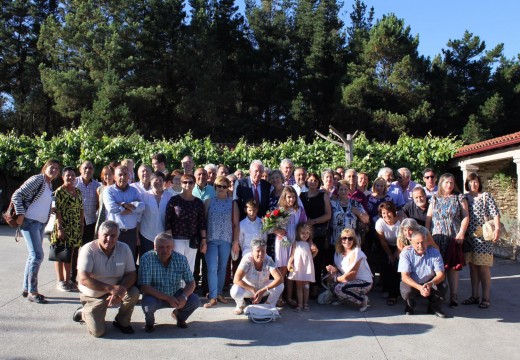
[{"xmin": 454, "ymin": 131, "xmax": 520, "ymax": 158}]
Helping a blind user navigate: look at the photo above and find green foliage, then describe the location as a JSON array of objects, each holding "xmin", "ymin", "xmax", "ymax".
[{"xmin": 0, "ymin": 127, "xmax": 462, "ymax": 184}]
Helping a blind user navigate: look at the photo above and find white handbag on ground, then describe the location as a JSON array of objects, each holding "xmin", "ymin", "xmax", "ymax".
[{"xmin": 243, "ymin": 304, "xmax": 280, "ymax": 323}]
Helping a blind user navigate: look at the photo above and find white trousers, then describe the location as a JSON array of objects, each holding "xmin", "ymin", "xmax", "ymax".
[
  {"xmin": 230, "ymin": 283, "xmax": 284, "ymax": 308},
  {"xmin": 173, "ymin": 239, "xmax": 197, "ymax": 274}
]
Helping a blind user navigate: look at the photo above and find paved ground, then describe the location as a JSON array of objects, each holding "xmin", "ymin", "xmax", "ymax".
[{"xmin": 1, "ymin": 225, "xmax": 519, "ymax": 360}]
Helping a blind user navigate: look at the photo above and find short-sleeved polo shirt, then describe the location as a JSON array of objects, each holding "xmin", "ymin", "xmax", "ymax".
[
  {"xmin": 77, "ymin": 241, "xmax": 135, "ymax": 298},
  {"xmin": 398, "ymin": 247, "xmax": 444, "ymax": 284}
]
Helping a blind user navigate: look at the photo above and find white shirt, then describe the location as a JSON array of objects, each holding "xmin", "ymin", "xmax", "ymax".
[
  {"xmin": 130, "ymin": 181, "xmax": 151, "ymax": 195},
  {"xmin": 292, "ymin": 183, "xmax": 308, "ymax": 196},
  {"xmin": 25, "ymin": 182, "xmax": 52, "ymax": 223},
  {"xmin": 334, "ymin": 248, "xmax": 373, "ymax": 283},
  {"xmin": 139, "ymin": 191, "xmax": 173, "ymax": 241},
  {"xmin": 375, "ymin": 218, "xmax": 401, "ymax": 246},
  {"xmin": 239, "ymin": 217, "xmax": 266, "ymax": 255}
]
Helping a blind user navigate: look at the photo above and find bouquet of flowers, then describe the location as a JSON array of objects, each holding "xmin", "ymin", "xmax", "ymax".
[{"xmin": 262, "ymin": 207, "xmax": 291, "ymax": 247}]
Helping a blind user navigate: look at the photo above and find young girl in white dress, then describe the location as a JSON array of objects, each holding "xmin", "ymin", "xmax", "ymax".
[{"xmin": 288, "ymin": 223, "xmax": 317, "ymax": 312}]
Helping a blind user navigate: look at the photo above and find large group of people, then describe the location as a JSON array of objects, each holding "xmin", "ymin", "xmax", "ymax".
[{"xmin": 9, "ymin": 154, "xmax": 503, "ymax": 337}]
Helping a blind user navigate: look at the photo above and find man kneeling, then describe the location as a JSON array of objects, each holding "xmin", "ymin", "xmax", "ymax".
[
  {"xmin": 74, "ymin": 221, "xmax": 140, "ymax": 337},
  {"xmin": 398, "ymin": 231, "xmax": 447, "ymax": 318},
  {"xmin": 139, "ymin": 232, "xmax": 200, "ymax": 332}
]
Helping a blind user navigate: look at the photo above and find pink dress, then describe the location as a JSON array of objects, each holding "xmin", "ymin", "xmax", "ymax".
[{"xmin": 288, "ymin": 241, "xmax": 315, "ymax": 282}]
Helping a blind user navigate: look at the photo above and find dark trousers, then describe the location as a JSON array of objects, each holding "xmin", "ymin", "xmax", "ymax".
[
  {"xmin": 71, "ymin": 222, "xmax": 96, "ymax": 283},
  {"xmin": 118, "ymin": 228, "xmax": 138, "ymax": 264},
  {"xmin": 194, "ymin": 249, "xmax": 208, "ymax": 294},
  {"xmin": 400, "ymin": 280, "xmax": 447, "ymax": 311},
  {"xmin": 380, "ymin": 245, "xmax": 400, "ymax": 298}
]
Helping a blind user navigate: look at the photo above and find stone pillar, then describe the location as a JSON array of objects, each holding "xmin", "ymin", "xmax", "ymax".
[
  {"xmin": 513, "ymin": 155, "xmax": 520, "ymax": 222},
  {"xmin": 459, "ymin": 163, "xmax": 480, "ymax": 193}
]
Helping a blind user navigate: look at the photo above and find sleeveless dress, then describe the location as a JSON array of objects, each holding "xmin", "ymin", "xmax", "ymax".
[
  {"xmin": 207, "ymin": 197, "xmax": 233, "ymax": 242},
  {"xmin": 288, "ymin": 241, "xmax": 315, "ymax": 282},
  {"xmin": 464, "ymin": 192, "xmax": 500, "ymax": 266},
  {"xmin": 274, "ymin": 206, "xmax": 306, "ymax": 267},
  {"xmin": 50, "ymin": 186, "xmax": 83, "ymax": 249}
]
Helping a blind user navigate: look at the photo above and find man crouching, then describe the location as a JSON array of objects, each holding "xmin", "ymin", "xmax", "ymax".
[
  {"xmin": 398, "ymin": 231, "xmax": 448, "ymax": 318},
  {"xmin": 139, "ymin": 232, "xmax": 200, "ymax": 332},
  {"xmin": 73, "ymin": 221, "xmax": 140, "ymax": 337}
]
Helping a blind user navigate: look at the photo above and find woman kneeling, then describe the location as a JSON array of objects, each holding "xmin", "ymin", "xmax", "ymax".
[
  {"xmin": 325, "ymin": 228, "xmax": 373, "ymax": 311},
  {"xmin": 230, "ymin": 239, "xmax": 284, "ymax": 315}
]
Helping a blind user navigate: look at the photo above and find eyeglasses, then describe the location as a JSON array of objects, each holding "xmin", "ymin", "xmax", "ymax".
[
  {"xmin": 215, "ymin": 184, "xmax": 228, "ymax": 189},
  {"xmin": 424, "ymin": 175, "xmax": 435, "ymax": 179},
  {"xmin": 182, "ymin": 181, "xmax": 194, "ymax": 185},
  {"xmin": 341, "ymin": 236, "xmax": 355, "ymax": 241}
]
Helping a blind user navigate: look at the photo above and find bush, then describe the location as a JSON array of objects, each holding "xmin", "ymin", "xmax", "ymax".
[{"xmin": 0, "ymin": 126, "xmax": 462, "ymax": 183}]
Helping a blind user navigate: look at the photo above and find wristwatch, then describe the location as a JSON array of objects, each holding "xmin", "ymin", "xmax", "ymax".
[{"xmin": 180, "ymin": 293, "xmax": 188, "ymax": 301}]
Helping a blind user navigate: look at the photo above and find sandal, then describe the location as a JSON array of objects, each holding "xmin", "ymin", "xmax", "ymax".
[
  {"xmin": 303, "ymin": 305, "xmax": 310, "ymax": 312},
  {"xmin": 479, "ymin": 299, "xmax": 490, "ymax": 309},
  {"xmin": 386, "ymin": 298, "xmax": 397, "ymax": 306},
  {"xmin": 449, "ymin": 294, "xmax": 458, "ymax": 308},
  {"xmin": 203, "ymin": 298, "xmax": 218, "ymax": 308},
  {"xmin": 233, "ymin": 306, "xmax": 244, "ymax": 315},
  {"xmin": 293, "ymin": 305, "xmax": 301, "ymax": 312},
  {"xmin": 462, "ymin": 296, "xmax": 480, "ymax": 305},
  {"xmin": 287, "ymin": 299, "xmax": 298, "ymax": 309},
  {"xmin": 217, "ymin": 295, "xmax": 228, "ymax": 304},
  {"xmin": 276, "ymin": 299, "xmax": 285, "ymax": 307}
]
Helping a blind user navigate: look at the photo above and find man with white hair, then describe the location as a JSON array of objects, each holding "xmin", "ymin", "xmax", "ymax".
[
  {"xmin": 378, "ymin": 167, "xmax": 406, "ymax": 209},
  {"xmin": 204, "ymin": 163, "xmax": 217, "ymax": 186},
  {"xmin": 393, "ymin": 167, "xmax": 417, "ymax": 203},
  {"xmin": 139, "ymin": 232, "xmax": 200, "ymax": 332},
  {"xmin": 234, "ymin": 160, "xmax": 271, "ymax": 220},
  {"xmin": 280, "ymin": 158, "xmax": 295, "ymax": 186}
]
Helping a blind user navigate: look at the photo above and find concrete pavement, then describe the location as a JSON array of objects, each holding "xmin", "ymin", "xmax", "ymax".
[{"xmin": 1, "ymin": 225, "xmax": 519, "ymax": 360}]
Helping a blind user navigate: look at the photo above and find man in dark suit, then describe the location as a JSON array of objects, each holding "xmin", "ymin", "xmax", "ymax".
[{"xmin": 234, "ymin": 160, "xmax": 271, "ymax": 220}]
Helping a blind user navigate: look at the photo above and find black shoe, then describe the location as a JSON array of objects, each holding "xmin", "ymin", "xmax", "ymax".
[
  {"xmin": 427, "ymin": 308, "xmax": 447, "ymax": 318},
  {"xmin": 22, "ymin": 291, "xmax": 28, "ymax": 298},
  {"xmin": 73, "ymin": 307, "xmax": 84, "ymax": 323},
  {"xmin": 144, "ymin": 324, "xmax": 155, "ymax": 333},
  {"xmin": 171, "ymin": 309, "xmax": 188, "ymax": 329},
  {"xmin": 112, "ymin": 320, "xmax": 135, "ymax": 334},
  {"xmin": 404, "ymin": 299, "xmax": 415, "ymax": 315}
]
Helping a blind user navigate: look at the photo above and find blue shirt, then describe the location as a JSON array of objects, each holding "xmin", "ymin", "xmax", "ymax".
[
  {"xmin": 192, "ymin": 184, "xmax": 215, "ymax": 201},
  {"xmin": 398, "ymin": 247, "xmax": 444, "ymax": 284},
  {"xmin": 138, "ymin": 250, "xmax": 194, "ymax": 297},
  {"xmin": 103, "ymin": 184, "xmax": 144, "ymax": 230}
]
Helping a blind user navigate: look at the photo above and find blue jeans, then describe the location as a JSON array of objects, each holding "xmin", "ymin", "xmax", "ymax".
[
  {"xmin": 20, "ymin": 218, "xmax": 45, "ymax": 293},
  {"xmin": 141, "ymin": 290, "xmax": 200, "ymax": 326},
  {"xmin": 205, "ymin": 240, "xmax": 231, "ymax": 299}
]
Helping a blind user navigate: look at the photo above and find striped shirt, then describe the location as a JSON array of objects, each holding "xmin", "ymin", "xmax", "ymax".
[
  {"xmin": 138, "ymin": 251, "xmax": 194, "ymax": 297},
  {"xmin": 11, "ymin": 174, "xmax": 48, "ymax": 216},
  {"xmin": 75, "ymin": 177, "xmax": 100, "ymax": 225}
]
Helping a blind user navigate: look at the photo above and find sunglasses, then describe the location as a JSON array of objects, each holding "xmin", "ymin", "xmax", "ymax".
[
  {"xmin": 215, "ymin": 184, "xmax": 228, "ymax": 189},
  {"xmin": 341, "ymin": 236, "xmax": 355, "ymax": 241},
  {"xmin": 182, "ymin": 181, "xmax": 194, "ymax": 185},
  {"xmin": 424, "ymin": 175, "xmax": 435, "ymax": 179}
]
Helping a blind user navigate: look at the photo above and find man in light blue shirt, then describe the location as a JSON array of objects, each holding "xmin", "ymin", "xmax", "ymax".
[
  {"xmin": 398, "ymin": 231, "xmax": 447, "ymax": 318},
  {"xmin": 192, "ymin": 167, "xmax": 215, "ymax": 201},
  {"xmin": 104, "ymin": 166, "xmax": 144, "ymax": 262}
]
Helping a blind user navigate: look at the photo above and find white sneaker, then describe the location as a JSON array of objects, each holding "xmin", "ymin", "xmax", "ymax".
[
  {"xmin": 359, "ymin": 295, "xmax": 369, "ymax": 312},
  {"xmin": 56, "ymin": 281, "xmax": 70, "ymax": 292}
]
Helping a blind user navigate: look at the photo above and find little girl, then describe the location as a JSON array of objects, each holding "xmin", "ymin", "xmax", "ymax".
[
  {"xmin": 288, "ymin": 223, "xmax": 317, "ymax": 312},
  {"xmin": 274, "ymin": 186, "xmax": 307, "ymax": 306}
]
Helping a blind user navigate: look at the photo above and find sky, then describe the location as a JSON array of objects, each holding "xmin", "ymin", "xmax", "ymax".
[
  {"xmin": 363, "ymin": 0, "xmax": 520, "ymax": 59},
  {"xmin": 237, "ymin": 0, "xmax": 520, "ymax": 60}
]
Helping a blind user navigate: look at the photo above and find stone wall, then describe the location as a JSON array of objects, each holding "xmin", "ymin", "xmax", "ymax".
[{"xmin": 473, "ymin": 159, "xmax": 517, "ymax": 219}]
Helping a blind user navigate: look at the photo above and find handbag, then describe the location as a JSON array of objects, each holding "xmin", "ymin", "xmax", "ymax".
[
  {"xmin": 244, "ymin": 304, "xmax": 280, "ymax": 323},
  {"xmin": 2, "ymin": 202, "xmax": 18, "ymax": 228},
  {"xmin": 481, "ymin": 193, "xmax": 508, "ymax": 241},
  {"xmin": 189, "ymin": 235, "xmax": 201, "ymax": 249},
  {"xmin": 48, "ymin": 243, "xmax": 72, "ymax": 262},
  {"xmin": 44, "ymin": 213, "xmax": 56, "ymax": 235}
]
